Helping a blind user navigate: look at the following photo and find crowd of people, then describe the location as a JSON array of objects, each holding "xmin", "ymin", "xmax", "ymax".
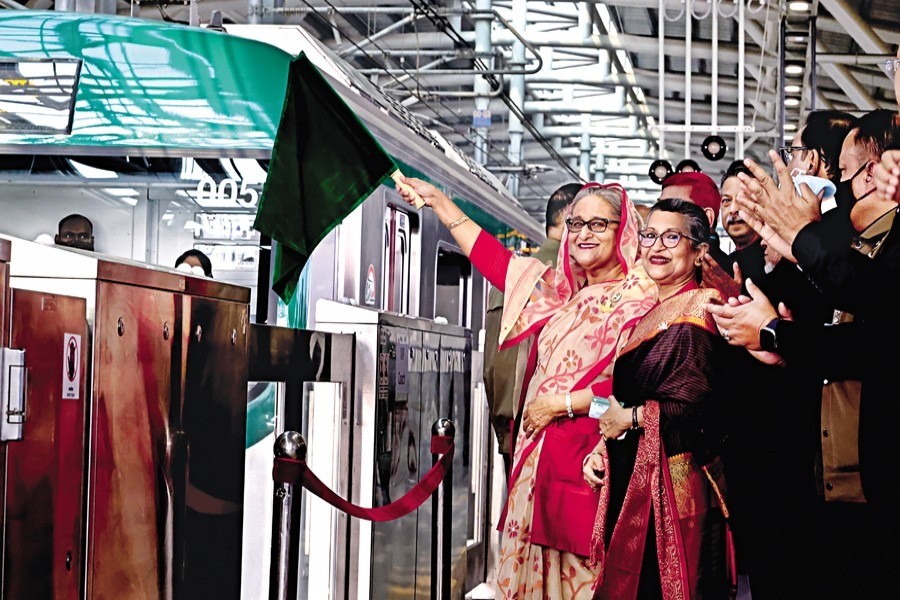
[{"xmin": 395, "ymin": 51, "xmax": 900, "ymax": 600}]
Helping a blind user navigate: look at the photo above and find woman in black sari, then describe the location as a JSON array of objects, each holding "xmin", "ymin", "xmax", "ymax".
[{"xmin": 583, "ymin": 199, "xmax": 734, "ymax": 600}]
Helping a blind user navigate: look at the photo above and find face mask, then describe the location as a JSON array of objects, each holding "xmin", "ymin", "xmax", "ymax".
[
  {"xmin": 176, "ymin": 263, "xmax": 206, "ymax": 277},
  {"xmin": 791, "ymin": 169, "xmax": 836, "ymax": 199},
  {"xmin": 847, "ymin": 161, "xmax": 876, "ymax": 203}
]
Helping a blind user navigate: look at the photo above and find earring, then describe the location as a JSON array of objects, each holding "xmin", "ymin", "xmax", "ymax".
[{"xmin": 694, "ymin": 259, "xmax": 702, "ymax": 267}]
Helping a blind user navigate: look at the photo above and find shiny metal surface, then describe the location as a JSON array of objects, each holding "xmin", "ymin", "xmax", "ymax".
[
  {"xmin": 1, "ymin": 235, "xmax": 251, "ymax": 600},
  {"xmin": 315, "ymin": 300, "xmax": 472, "ymax": 600},
  {"xmin": 4, "ymin": 290, "xmax": 87, "ymax": 600},
  {"xmin": 85, "ymin": 281, "xmax": 177, "ymax": 599},
  {"xmin": 244, "ymin": 324, "xmax": 354, "ymax": 600},
  {"xmin": 0, "ymin": 12, "xmax": 290, "ymax": 157},
  {"xmin": 0, "ymin": 349, "xmax": 26, "ymax": 442},
  {"xmin": 270, "ymin": 431, "xmax": 306, "ymax": 600}
]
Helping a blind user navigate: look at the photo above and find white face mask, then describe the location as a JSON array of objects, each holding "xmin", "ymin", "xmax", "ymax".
[
  {"xmin": 791, "ymin": 168, "xmax": 836, "ymax": 201},
  {"xmin": 176, "ymin": 263, "xmax": 206, "ymax": 277}
]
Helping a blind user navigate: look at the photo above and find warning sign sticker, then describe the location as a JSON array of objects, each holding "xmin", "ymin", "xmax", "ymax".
[{"xmin": 62, "ymin": 333, "xmax": 81, "ymax": 400}]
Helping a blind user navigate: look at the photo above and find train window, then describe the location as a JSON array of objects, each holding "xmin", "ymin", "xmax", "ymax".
[
  {"xmin": 434, "ymin": 246, "xmax": 472, "ymax": 327},
  {"xmin": 381, "ymin": 205, "xmax": 413, "ymax": 314}
]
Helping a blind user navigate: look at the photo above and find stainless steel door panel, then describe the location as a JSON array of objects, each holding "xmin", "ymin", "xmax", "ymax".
[
  {"xmin": 178, "ymin": 296, "xmax": 248, "ymax": 600},
  {"xmin": 370, "ymin": 325, "xmax": 419, "ymax": 600},
  {"xmin": 412, "ymin": 330, "xmax": 442, "ymax": 599},
  {"xmin": 439, "ymin": 333, "xmax": 471, "ymax": 600},
  {"xmin": 4, "ymin": 290, "xmax": 87, "ymax": 600},
  {"xmin": 86, "ymin": 282, "xmax": 175, "ymax": 600}
]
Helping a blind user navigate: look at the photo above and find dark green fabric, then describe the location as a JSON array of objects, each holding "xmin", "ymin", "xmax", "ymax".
[{"xmin": 254, "ymin": 53, "xmax": 397, "ymax": 301}]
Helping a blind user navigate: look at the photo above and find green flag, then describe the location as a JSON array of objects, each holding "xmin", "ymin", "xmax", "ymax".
[{"xmin": 254, "ymin": 53, "xmax": 398, "ymax": 302}]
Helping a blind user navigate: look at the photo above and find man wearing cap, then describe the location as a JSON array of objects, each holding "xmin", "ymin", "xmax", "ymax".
[{"xmin": 659, "ymin": 171, "xmax": 734, "ymax": 273}]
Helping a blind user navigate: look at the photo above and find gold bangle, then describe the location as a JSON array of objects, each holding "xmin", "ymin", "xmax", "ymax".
[{"xmin": 447, "ymin": 215, "xmax": 470, "ymax": 230}]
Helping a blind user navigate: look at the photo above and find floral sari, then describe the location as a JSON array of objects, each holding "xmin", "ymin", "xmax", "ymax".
[
  {"xmin": 590, "ymin": 285, "xmax": 736, "ymax": 600},
  {"xmin": 496, "ymin": 189, "xmax": 657, "ymax": 599}
]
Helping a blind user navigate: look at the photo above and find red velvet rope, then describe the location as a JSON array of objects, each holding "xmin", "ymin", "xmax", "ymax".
[{"xmin": 272, "ymin": 435, "xmax": 454, "ymax": 522}]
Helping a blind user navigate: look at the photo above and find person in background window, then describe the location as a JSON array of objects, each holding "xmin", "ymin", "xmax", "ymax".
[
  {"xmin": 175, "ymin": 249, "xmax": 213, "ymax": 278},
  {"xmin": 483, "ymin": 182, "xmax": 580, "ymax": 477},
  {"xmin": 55, "ymin": 214, "xmax": 94, "ymax": 251}
]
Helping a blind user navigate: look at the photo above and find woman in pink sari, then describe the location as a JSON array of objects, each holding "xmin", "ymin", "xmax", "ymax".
[{"xmin": 396, "ymin": 177, "xmax": 656, "ymax": 598}]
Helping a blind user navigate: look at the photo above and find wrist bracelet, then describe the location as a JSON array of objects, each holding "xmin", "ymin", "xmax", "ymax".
[
  {"xmin": 447, "ymin": 215, "xmax": 470, "ymax": 230},
  {"xmin": 565, "ymin": 392, "xmax": 575, "ymax": 419},
  {"xmin": 632, "ymin": 405, "xmax": 639, "ymax": 430}
]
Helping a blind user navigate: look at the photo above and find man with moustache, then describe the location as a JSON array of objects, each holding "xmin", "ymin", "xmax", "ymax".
[
  {"xmin": 708, "ymin": 109, "xmax": 900, "ymax": 599},
  {"xmin": 720, "ymin": 161, "xmax": 766, "ymax": 285}
]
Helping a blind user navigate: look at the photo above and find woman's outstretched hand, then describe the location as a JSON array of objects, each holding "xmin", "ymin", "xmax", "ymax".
[
  {"xmin": 598, "ymin": 395, "xmax": 631, "ymax": 440},
  {"xmin": 394, "ymin": 176, "xmax": 449, "ymax": 210}
]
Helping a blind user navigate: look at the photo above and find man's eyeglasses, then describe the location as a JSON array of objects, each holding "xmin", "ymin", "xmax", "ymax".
[
  {"xmin": 882, "ymin": 58, "xmax": 900, "ymax": 80},
  {"xmin": 638, "ymin": 229, "xmax": 700, "ymax": 249},
  {"xmin": 778, "ymin": 145, "xmax": 808, "ymax": 165},
  {"xmin": 565, "ymin": 217, "xmax": 620, "ymax": 234},
  {"xmin": 59, "ymin": 232, "xmax": 92, "ymax": 242}
]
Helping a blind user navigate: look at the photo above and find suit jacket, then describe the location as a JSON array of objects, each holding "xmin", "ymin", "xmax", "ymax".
[{"xmin": 778, "ymin": 208, "xmax": 900, "ymax": 505}]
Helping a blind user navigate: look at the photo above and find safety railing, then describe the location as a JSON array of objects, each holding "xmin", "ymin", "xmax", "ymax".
[{"xmin": 269, "ymin": 419, "xmax": 456, "ymax": 600}]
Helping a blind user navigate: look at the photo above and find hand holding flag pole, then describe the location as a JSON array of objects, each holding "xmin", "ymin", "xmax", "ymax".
[{"xmin": 391, "ymin": 170, "xmax": 426, "ymax": 209}]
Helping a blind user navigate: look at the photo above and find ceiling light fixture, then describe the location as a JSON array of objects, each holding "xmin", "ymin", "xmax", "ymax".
[
  {"xmin": 648, "ymin": 159, "xmax": 673, "ymax": 185},
  {"xmin": 676, "ymin": 159, "xmax": 702, "ymax": 173},
  {"xmin": 701, "ymin": 135, "xmax": 728, "ymax": 162},
  {"xmin": 785, "ymin": 62, "xmax": 805, "ymax": 76},
  {"xmin": 785, "ymin": 84, "xmax": 802, "ymax": 94},
  {"xmin": 785, "ymin": 123, "xmax": 798, "ymax": 132},
  {"xmin": 785, "ymin": 96, "xmax": 801, "ymax": 107},
  {"xmin": 788, "ymin": 1, "xmax": 810, "ymax": 11}
]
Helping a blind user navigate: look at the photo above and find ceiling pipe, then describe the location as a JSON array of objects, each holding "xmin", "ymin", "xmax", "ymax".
[
  {"xmin": 817, "ymin": 0, "xmax": 891, "ymax": 55},
  {"xmin": 365, "ymin": 31, "xmax": 778, "ymax": 68}
]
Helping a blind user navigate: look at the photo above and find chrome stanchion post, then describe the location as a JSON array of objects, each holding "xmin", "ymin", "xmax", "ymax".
[
  {"xmin": 270, "ymin": 431, "xmax": 307, "ymax": 600},
  {"xmin": 430, "ymin": 418, "xmax": 455, "ymax": 600}
]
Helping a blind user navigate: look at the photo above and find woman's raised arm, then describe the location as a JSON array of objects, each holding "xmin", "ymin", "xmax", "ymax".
[
  {"xmin": 396, "ymin": 176, "xmax": 514, "ymax": 290},
  {"xmin": 396, "ymin": 176, "xmax": 483, "ymax": 255}
]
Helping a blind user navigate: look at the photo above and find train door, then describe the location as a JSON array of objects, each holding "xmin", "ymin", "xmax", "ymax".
[
  {"xmin": 381, "ymin": 205, "xmax": 412, "ymax": 315},
  {"xmin": 434, "ymin": 245, "xmax": 472, "ymax": 328}
]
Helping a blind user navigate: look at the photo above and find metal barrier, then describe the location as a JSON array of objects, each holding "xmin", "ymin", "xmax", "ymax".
[
  {"xmin": 270, "ymin": 431, "xmax": 307, "ymax": 600},
  {"xmin": 430, "ymin": 418, "xmax": 455, "ymax": 600},
  {"xmin": 270, "ymin": 419, "xmax": 455, "ymax": 599}
]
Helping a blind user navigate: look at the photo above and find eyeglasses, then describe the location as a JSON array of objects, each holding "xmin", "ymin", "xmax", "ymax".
[
  {"xmin": 882, "ymin": 58, "xmax": 900, "ymax": 80},
  {"xmin": 59, "ymin": 232, "xmax": 92, "ymax": 242},
  {"xmin": 638, "ymin": 229, "xmax": 701, "ymax": 249},
  {"xmin": 565, "ymin": 216, "xmax": 620, "ymax": 234},
  {"xmin": 778, "ymin": 145, "xmax": 808, "ymax": 165}
]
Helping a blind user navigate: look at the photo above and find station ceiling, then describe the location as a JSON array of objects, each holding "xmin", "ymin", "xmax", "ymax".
[{"xmin": 6, "ymin": 0, "xmax": 900, "ymax": 219}]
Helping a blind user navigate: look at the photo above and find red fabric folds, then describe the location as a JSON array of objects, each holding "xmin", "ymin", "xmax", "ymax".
[{"xmin": 273, "ymin": 435, "xmax": 454, "ymax": 522}]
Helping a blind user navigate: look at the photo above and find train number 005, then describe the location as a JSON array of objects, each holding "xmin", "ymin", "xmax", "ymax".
[{"xmin": 195, "ymin": 177, "xmax": 260, "ymax": 208}]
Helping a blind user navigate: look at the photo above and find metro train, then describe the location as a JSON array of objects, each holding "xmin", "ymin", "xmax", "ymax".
[{"xmin": 0, "ymin": 10, "xmax": 543, "ymax": 599}]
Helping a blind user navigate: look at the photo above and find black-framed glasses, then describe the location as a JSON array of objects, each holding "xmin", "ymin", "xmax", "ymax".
[
  {"xmin": 638, "ymin": 229, "xmax": 700, "ymax": 249},
  {"xmin": 778, "ymin": 145, "xmax": 808, "ymax": 165},
  {"xmin": 565, "ymin": 216, "xmax": 620, "ymax": 234},
  {"xmin": 882, "ymin": 58, "xmax": 900, "ymax": 80}
]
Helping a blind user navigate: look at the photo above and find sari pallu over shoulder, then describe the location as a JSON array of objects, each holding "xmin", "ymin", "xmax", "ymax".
[
  {"xmin": 495, "ymin": 187, "xmax": 657, "ymax": 558},
  {"xmin": 589, "ymin": 288, "xmax": 736, "ymax": 600}
]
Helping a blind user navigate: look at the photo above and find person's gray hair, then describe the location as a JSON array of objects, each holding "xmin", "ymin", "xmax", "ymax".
[
  {"xmin": 571, "ymin": 186, "xmax": 623, "ymax": 220},
  {"xmin": 647, "ymin": 198, "xmax": 710, "ymax": 249}
]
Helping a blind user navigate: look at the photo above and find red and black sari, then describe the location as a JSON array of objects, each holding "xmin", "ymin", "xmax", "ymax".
[{"xmin": 591, "ymin": 284, "xmax": 736, "ymax": 600}]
